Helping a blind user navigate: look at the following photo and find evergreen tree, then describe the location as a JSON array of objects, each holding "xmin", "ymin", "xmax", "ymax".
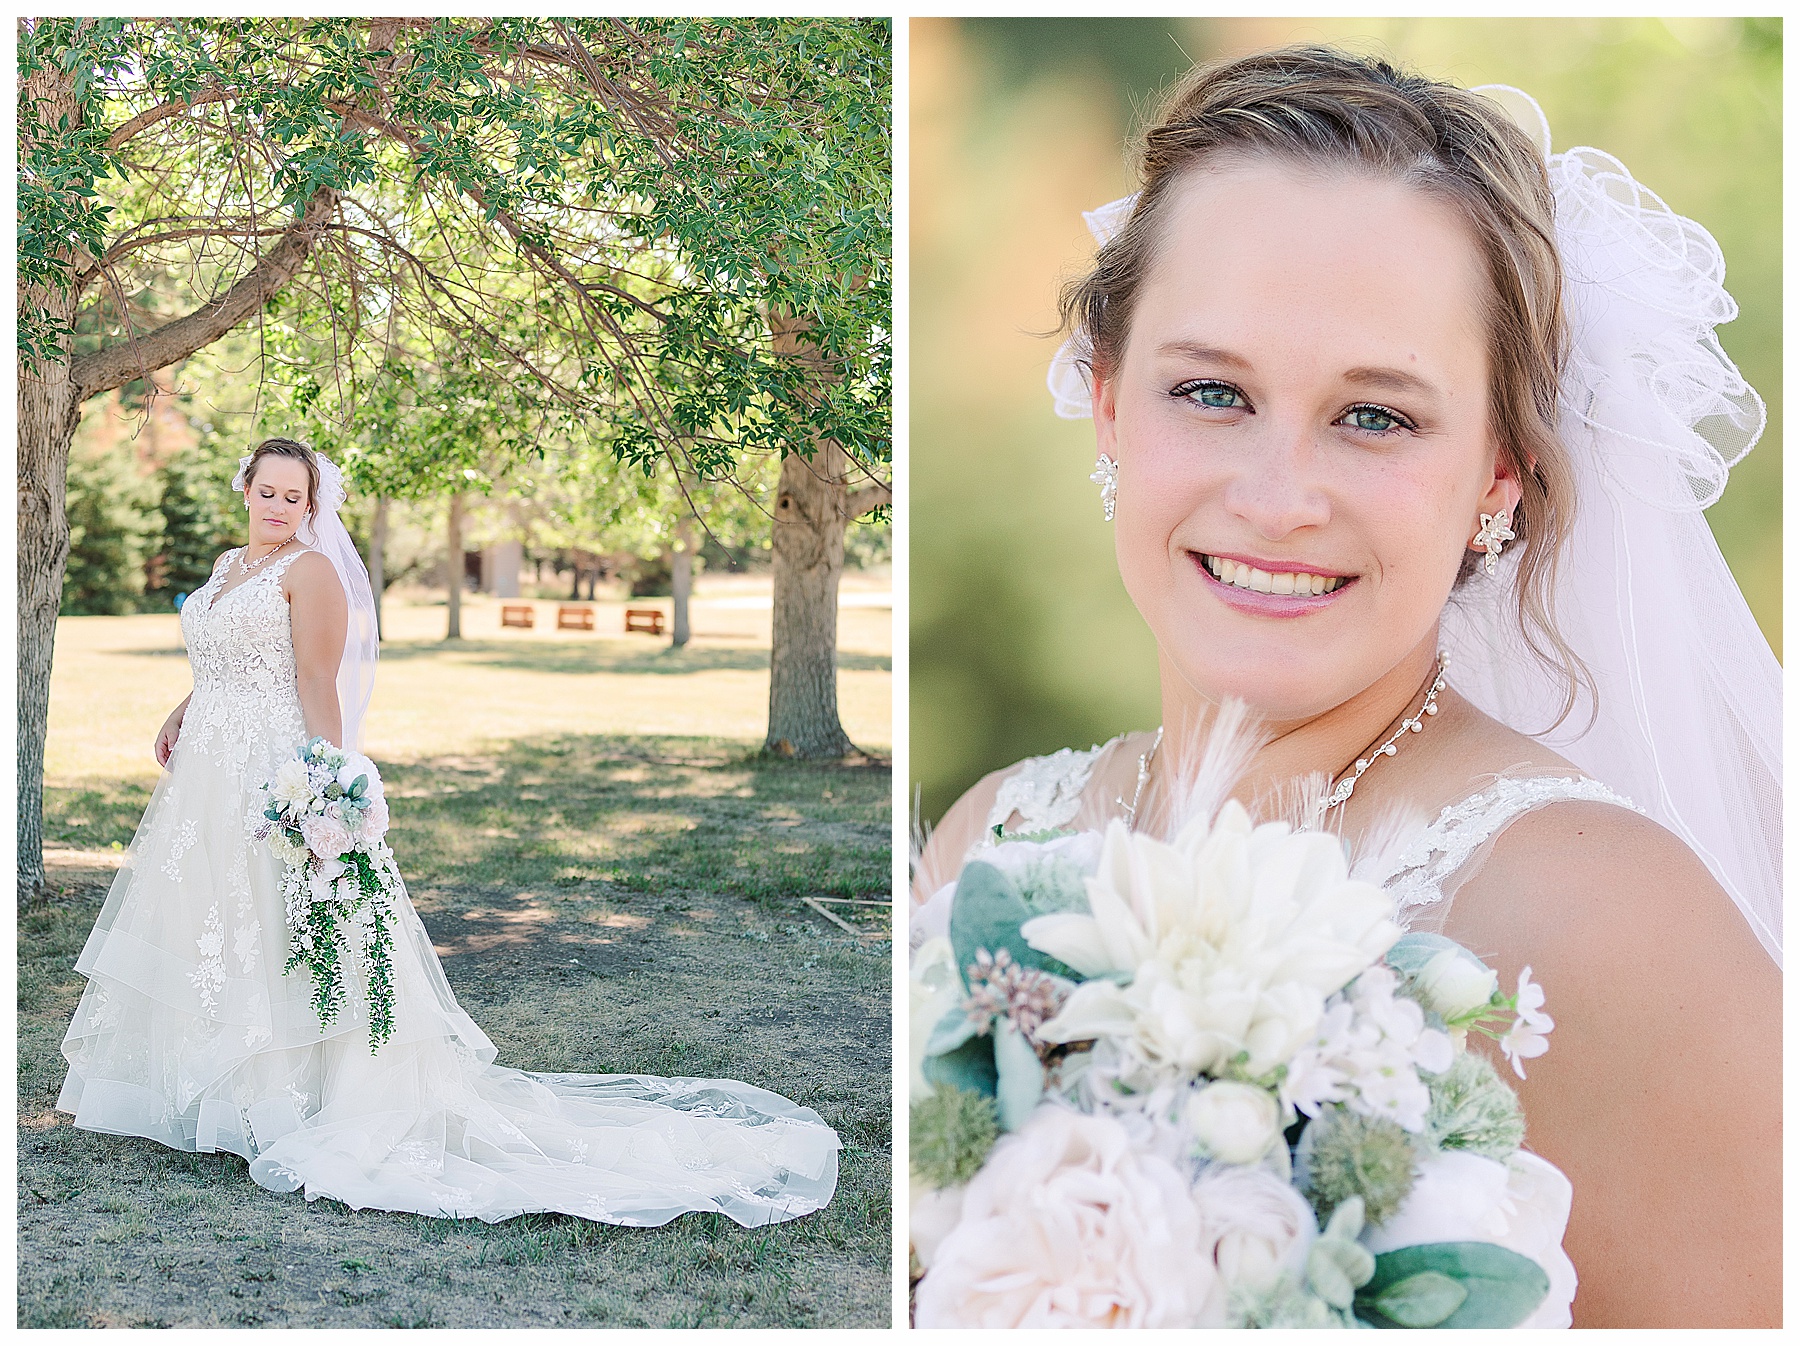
[
  {"xmin": 152, "ymin": 452, "xmax": 234, "ymax": 607},
  {"xmin": 60, "ymin": 441, "xmax": 153, "ymax": 615}
]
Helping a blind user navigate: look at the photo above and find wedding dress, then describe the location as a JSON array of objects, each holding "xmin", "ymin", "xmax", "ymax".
[{"xmin": 58, "ymin": 547, "xmax": 840, "ymax": 1227}]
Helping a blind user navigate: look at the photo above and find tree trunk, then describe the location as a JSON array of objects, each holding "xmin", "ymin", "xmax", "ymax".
[
  {"xmin": 17, "ymin": 365, "xmax": 82, "ymax": 904},
  {"xmin": 17, "ymin": 46, "xmax": 88, "ymax": 901},
  {"xmin": 369, "ymin": 495, "xmax": 388, "ymax": 640},
  {"xmin": 670, "ymin": 513, "xmax": 694, "ymax": 648},
  {"xmin": 763, "ymin": 310, "xmax": 891, "ymax": 759},
  {"xmin": 446, "ymin": 492, "xmax": 463, "ymax": 640}
]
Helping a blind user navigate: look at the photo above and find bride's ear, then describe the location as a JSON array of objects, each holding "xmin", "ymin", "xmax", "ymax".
[
  {"xmin": 1093, "ymin": 367, "xmax": 1120, "ymax": 458},
  {"xmin": 1473, "ymin": 442, "xmax": 1527, "ymax": 529}
]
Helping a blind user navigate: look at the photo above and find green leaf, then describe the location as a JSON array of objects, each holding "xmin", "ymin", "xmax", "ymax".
[
  {"xmin": 1364, "ymin": 1270, "xmax": 1468, "ymax": 1328},
  {"xmin": 1384, "ymin": 931, "xmax": 1471, "ymax": 978},
  {"xmin": 993, "ymin": 1021, "xmax": 1043, "ymax": 1132},
  {"xmin": 1355, "ymin": 1243, "xmax": 1550, "ymax": 1329},
  {"xmin": 922, "ymin": 1027, "xmax": 996, "ymax": 1098},
  {"xmin": 923, "ymin": 1004, "xmax": 977, "ymax": 1058},
  {"xmin": 949, "ymin": 860, "xmax": 1079, "ymax": 988}
]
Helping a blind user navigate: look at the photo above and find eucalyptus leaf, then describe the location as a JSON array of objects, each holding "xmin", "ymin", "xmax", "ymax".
[
  {"xmin": 1365, "ymin": 1270, "xmax": 1468, "ymax": 1327},
  {"xmin": 1354, "ymin": 1242, "xmax": 1550, "ymax": 1329}
]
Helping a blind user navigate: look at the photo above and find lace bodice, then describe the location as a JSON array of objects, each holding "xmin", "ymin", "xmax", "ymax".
[
  {"xmin": 983, "ymin": 744, "xmax": 1641, "ymax": 919},
  {"xmin": 176, "ymin": 548, "xmax": 309, "ymax": 779}
]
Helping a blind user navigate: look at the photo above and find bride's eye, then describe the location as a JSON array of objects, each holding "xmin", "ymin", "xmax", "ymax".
[
  {"xmin": 1172, "ymin": 379, "xmax": 1250, "ymax": 411},
  {"xmin": 1338, "ymin": 402, "xmax": 1414, "ymax": 435}
]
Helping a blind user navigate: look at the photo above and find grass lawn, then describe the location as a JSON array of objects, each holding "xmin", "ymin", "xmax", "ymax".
[{"xmin": 21, "ymin": 589, "xmax": 892, "ymax": 1329}]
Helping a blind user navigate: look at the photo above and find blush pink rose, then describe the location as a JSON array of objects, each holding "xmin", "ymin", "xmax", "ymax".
[{"xmin": 300, "ymin": 813, "xmax": 353, "ymax": 860}]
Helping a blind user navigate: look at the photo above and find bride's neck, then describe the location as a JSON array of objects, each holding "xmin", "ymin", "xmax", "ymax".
[{"xmin": 1153, "ymin": 632, "xmax": 1442, "ymax": 811}]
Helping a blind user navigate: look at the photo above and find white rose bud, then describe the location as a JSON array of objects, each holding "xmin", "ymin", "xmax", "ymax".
[
  {"xmin": 1415, "ymin": 948, "xmax": 1500, "ymax": 1021},
  {"xmin": 1184, "ymin": 1080, "xmax": 1282, "ymax": 1166}
]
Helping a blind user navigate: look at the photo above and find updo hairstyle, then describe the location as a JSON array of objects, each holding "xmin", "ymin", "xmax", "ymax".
[{"xmin": 1060, "ymin": 45, "xmax": 1586, "ymax": 723}]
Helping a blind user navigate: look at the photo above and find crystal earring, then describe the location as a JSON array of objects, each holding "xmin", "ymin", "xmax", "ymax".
[
  {"xmin": 1089, "ymin": 453, "xmax": 1118, "ymax": 522},
  {"xmin": 1473, "ymin": 510, "xmax": 1515, "ymax": 578}
]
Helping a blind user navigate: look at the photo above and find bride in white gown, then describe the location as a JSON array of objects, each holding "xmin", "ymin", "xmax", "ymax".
[
  {"xmin": 914, "ymin": 49, "xmax": 1778, "ymax": 1326},
  {"xmin": 59, "ymin": 437, "xmax": 839, "ymax": 1228}
]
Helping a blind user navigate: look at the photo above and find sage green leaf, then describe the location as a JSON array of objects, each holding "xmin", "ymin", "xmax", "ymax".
[
  {"xmin": 992, "ymin": 1021, "xmax": 1044, "ymax": 1132},
  {"xmin": 1384, "ymin": 931, "xmax": 1471, "ymax": 978},
  {"xmin": 924, "ymin": 1005, "xmax": 978, "ymax": 1058},
  {"xmin": 1355, "ymin": 1243, "xmax": 1550, "ymax": 1329},
  {"xmin": 1366, "ymin": 1270, "xmax": 1468, "ymax": 1327},
  {"xmin": 949, "ymin": 860, "xmax": 1078, "ymax": 988},
  {"xmin": 922, "ymin": 1028, "xmax": 996, "ymax": 1098}
]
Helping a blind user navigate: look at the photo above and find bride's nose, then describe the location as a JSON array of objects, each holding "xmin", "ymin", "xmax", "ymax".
[{"xmin": 1220, "ymin": 419, "xmax": 1332, "ymax": 540}]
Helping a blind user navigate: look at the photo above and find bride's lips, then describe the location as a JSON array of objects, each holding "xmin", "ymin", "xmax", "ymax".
[{"xmin": 1189, "ymin": 549, "xmax": 1358, "ymax": 617}]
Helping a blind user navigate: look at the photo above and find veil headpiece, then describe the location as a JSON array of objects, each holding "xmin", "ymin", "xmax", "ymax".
[
  {"xmin": 1047, "ymin": 90, "xmax": 1781, "ymax": 966},
  {"xmin": 234, "ymin": 449, "xmax": 380, "ymax": 752}
]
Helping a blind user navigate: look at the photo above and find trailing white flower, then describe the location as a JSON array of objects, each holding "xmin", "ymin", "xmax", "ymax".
[
  {"xmin": 1024, "ymin": 805, "xmax": 1400, "ymax": 1096},
  {"xmin": 1500, "ymin": 966, "xmax": 1553, "ymax": 1079}
]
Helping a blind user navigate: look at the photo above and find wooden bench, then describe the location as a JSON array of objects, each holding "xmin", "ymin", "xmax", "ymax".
[
  {"xmin": 557, "ymin": 605, "xmax": 596, "ymax": 631},
  {"xmin": 624, "ymin": 608, "xmax": 666, "ymax": 636},
  {"xmin": 500, "ymin": 604, "xmax": 535, "ymax": 629}
]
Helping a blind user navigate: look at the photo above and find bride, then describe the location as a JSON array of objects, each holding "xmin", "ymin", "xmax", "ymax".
[
  {"xmin": 58, "ymin": 436, "xmax": 839, "ymax": 1227},
  {"xmin": 913, "ymin": 49, "xmax": 1778, "ymax": 1326}
]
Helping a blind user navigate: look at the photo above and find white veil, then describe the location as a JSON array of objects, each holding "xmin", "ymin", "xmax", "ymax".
[
  {"xmin": 233, "ymin": 451, "xmax": 380, "ymax": 752},
  {"xmin": 1047, "ymin": 93, "xmax": 1781, "ymax": 967}
]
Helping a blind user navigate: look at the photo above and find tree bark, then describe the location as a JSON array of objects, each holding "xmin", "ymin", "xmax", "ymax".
[
  {"xmin": 18, "ymin": 47, "xmax": 87, "ymax": 899},
  {"xmin": 369, "ymin": 495, "xmax": 388, "ymax": 640},
  {"xmin": 446, "ymin": 492, "xmax": 464, "ymax": 640},
  {"xmin": 763, "ymin": 311, "xmax": 891, "ymax": 759},
  {"xmin": 670, "ymin": 513, "xmax": 694, "ymax": 648}
]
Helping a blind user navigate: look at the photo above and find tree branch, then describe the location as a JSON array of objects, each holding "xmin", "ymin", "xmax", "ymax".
[
  {"xmin": 70, "ymin": 185, "xmax": 339, "ymax": 399},
  {"xmin": 106, "ymin": 86, "xmax": 236, "ymax": 151},
  {"xmin": 844, "ymin": 482, "xmax": 892, "ymax": 519}
]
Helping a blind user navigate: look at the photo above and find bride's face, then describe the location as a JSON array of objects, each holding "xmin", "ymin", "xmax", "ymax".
[
  {"xmin": 245, "ymin": 457, "xmax": 311, "ymax": 546},
  {"xmin": 1094, "ymin": 157, "xmax": 1521, "ymax": 721}
]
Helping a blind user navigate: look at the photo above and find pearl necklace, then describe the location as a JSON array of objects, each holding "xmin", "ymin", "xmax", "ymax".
[
  {"xmin": 1119, "ymin": 651, "xmax": 1449, "ymax": 826},
  {"xmin": 1323, "ymin": 651, "xmax": 1449, "ymax": 811},
  {"xmin": 236, "ymin": 537, "xmax": 294, "ymax": 577}
]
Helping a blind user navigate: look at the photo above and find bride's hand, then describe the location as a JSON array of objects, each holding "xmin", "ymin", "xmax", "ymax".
[{"xmin": 154, "ymin": 698, "xmax": 190, "ymax": 768}]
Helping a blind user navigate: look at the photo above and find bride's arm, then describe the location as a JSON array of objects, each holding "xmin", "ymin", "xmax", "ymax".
[
  {"xmin": 1442, "ymin": 802, "xmax": 1780, "ymax": 1327},
  {"xmin": 287, "ymin": 552, "xmax": 348, "ymax": 746}
]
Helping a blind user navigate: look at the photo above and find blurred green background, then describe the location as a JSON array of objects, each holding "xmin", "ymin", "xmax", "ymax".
[{"xmin": 910, "ymin": 15, "xmax": 1782, "ymax": 825}]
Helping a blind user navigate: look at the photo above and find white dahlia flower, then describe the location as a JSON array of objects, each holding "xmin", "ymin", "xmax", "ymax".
[{"xmin": 1024, "ymin": 804, "xmax": 1400, "ymax": 1094}]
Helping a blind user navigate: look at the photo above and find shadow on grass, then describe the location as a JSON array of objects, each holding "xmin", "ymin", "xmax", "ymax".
[{"xmin": 25, "ymin": 733, "xmax": 890, "ymax": 1329}]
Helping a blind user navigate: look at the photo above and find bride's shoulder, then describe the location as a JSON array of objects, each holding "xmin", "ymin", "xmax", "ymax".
[
  {"xmin": 912, "ymin": 734, "xmax": 1139, "ymax": 902},
  {"xmin": 283, "ymin": 548, "xmax": 341, "ymax": 593}
]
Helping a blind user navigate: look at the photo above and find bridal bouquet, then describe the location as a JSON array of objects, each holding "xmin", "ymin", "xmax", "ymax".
[
  {"xmin": 909, "ymin": 802, "xmax": 1572, "ymax": 1328},
  {"xmin": 256, "ymin": 736, "xmax": 400, "ymax": 1049}
]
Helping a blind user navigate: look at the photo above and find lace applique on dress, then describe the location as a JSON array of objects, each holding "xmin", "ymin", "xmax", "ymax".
[
  {"xmin": 161, "ymin": 819, "xmax": 198, "ymax": 881},
  {"xmin": 1369, "ymin": 775, "xmax": 1642, "ymax": 916},
  {"xmin": 177, "ymin": 549, "xmax": 309, "ymax": 781},
  {"xmin": 985, "ymin": 744, "xmax": 1110, "ymax": 836},
  {"xmin": 190, "ymin": 904, "xmax": 227, "ymax": 1012}
]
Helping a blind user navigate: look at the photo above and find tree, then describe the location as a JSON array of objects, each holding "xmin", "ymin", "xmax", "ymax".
[{"xmin": 17, "ymin": 18, "xmax": 890, "ymax": 895}]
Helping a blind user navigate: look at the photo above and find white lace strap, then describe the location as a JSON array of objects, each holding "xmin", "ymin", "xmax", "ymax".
[
  {"xmin": 985, "ymin": 744, "xmax": 1108, "ymax": 837},
  {"xmin": 1378, "ymin": 775, "xmax": 1642, "ymax": 913}
]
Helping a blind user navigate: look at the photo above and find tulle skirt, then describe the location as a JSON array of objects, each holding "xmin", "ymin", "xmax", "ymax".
[{"xmin": 58, "ymin": 733, "xmax": 839, "ymax": 1227}]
